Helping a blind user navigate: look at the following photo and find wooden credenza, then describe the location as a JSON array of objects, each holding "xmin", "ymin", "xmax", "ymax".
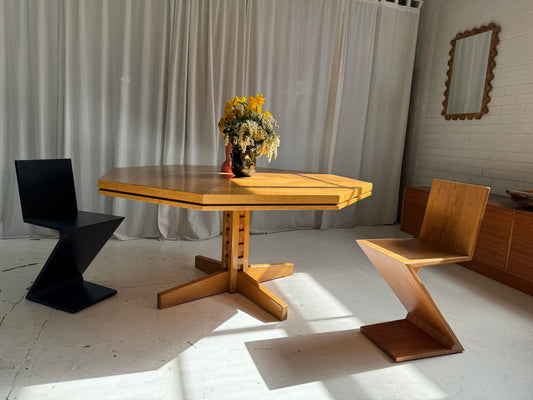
[{"xmin": 400, "ymin": 186, "xmax": 533, "ymax": 296}]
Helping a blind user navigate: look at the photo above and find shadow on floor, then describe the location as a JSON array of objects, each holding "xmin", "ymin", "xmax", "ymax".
[{"xmin": 245, "ymin": 328, "xmax": 392, "ymax": 390}]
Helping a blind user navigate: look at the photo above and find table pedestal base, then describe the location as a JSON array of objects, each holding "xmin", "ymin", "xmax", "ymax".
[{"xmin": 157, "ymin": 211, "xmax": 293, "ymax": 320}]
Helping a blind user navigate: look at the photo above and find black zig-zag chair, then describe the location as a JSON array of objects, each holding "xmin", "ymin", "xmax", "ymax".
[{"xmin": 15, "ymin": 159, "xmax": 124, "ymax": 313}]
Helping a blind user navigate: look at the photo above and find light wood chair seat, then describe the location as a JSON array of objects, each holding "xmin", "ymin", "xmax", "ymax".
[
  {"xmin": 357, "ymin": 238, "xmax": 471, "ymax": 268},
  {"xmin": 357, "ymin": 179, "xmax": 490, "ymax": 362}
]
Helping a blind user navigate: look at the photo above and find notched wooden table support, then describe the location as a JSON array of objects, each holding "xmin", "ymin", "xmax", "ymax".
[{"xmin": 157, "ymin": 210, "xmax": 294, "ymax": 320}]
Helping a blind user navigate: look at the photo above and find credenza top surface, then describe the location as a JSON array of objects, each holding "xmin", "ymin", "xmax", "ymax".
[{"xmin": 408, "ymin": 186, "xmax": 533, "ymax": 214}]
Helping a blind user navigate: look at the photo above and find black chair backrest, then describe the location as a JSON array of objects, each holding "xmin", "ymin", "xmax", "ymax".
[{"xmin": 15, "ymin": 159, "xmax": 78, "ymax": 220}]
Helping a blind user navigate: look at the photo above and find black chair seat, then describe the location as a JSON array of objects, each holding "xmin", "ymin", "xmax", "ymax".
[
  {"xmin": 26, "ymin": 211, "xmax": 124, "ymax": 231},
  {"xmin": 15, "ymin": 159, "xmax": 124, "ymax": 313}
]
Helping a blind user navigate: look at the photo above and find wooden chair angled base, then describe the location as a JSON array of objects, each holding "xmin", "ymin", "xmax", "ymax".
[{"xmin": 357, "ymin": 179, "xmax": 490, "ymax": 362}]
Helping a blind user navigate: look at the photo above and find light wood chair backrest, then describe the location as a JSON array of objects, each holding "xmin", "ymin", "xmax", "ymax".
[{"xmin": 419, "ymin": 179, "xmax": 490, "ymax": 257}]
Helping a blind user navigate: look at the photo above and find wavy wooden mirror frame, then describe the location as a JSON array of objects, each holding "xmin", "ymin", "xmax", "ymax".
[{"xmin": 442, "ymin": 23, "xmax": 501, "ymax": 120}]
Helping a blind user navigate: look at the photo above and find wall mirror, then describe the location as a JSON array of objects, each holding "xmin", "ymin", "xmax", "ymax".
[{"xmin": 442, "ymin": 23, "xmax": 501, "ymax": 120}]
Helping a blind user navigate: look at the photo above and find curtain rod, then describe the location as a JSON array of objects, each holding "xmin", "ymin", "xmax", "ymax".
[{"xmin": 378, "ymin": 0, "xmax": 424, "ymax": 9}]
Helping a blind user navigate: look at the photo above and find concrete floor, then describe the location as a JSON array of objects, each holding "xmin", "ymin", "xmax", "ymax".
[{"xmin": 1, "ymin": 225, "xmax": 533, "ymax": 400}]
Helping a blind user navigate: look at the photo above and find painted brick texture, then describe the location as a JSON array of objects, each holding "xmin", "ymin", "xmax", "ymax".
[{"xmin": 403, "ymin": 0, "xmax": 533, "ymax": 195}]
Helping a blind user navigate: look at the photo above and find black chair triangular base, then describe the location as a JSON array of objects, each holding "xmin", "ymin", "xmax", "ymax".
[{"xmin": 15, "ymin": 159, "xmax": 124, "ymax": 313}]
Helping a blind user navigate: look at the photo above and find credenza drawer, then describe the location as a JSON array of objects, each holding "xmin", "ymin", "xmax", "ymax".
[
  {"xmin": 471, "ymin": 205, "xmax": 513, "ymax": 271},
  {"xmin": 508, "ymin": 212, "xmax": 533, "ymax": 281}
]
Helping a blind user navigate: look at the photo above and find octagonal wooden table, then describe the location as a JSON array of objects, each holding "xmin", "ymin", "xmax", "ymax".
[{"xmin": 98, "ymin": 165, "xmax": 372, "ymax": 320}]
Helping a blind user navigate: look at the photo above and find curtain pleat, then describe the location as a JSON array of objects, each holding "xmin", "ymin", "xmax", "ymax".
[
  {"xmin": 356, "ymin": 2, "xmax": 421, "ymax": 225},
  {"xmin": 159, "ymin": 0, "xmax": 248, "ymax": 240},
  {"xmin": 1, "ymin": 0, "xmax": 62, "ymax": 237},
  {"xmin": 0, "ymin": 0, "xmax": 421, "ymax": 239},
  {"xmin": 245, "ymin": 0, "xmax": 379, "ymax": 232}
]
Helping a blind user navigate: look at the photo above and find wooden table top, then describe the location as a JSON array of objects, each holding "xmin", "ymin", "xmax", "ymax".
[{"xmin": 98, "ymin": 165, "xmax": 372, "ymax": 211}]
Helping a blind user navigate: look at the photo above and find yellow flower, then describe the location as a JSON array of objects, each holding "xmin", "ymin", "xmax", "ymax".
[
  {"xmin": 218, "ymin": 94, "xmax": 280, "ymax": 162},
  {"xmin": 224, "ymin": 101, "xmax": 232, "ymax": 114}
]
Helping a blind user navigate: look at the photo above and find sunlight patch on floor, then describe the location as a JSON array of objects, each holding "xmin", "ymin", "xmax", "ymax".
[
  {"xmin": 268, "ymin": 272, "xmax": 365, "ymax": 330},
  {"xmin": 351, "ymin": 364, "xmax": 448, "ymax": 400},
  {"xmin": 16, "ymin": 359, "xmax": 183, "ymax": 400}
]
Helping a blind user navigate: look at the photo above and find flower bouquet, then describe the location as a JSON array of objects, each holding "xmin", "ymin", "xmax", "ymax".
[{"xmin": 218, "ymin": 94, "xmax": 280, "ymax": 177}]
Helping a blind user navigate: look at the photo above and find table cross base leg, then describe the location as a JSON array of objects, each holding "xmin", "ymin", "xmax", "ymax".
[{"xmin": 157, "ymin": 211, "xmax": 294, "ymax": 320}]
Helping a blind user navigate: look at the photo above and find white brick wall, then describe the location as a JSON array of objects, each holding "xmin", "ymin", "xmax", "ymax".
[{"xmin": 403, "ymin": 0, "xmax": 533, "ymax": 195}]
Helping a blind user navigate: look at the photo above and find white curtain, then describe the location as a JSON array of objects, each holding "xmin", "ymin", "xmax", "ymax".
[
  {"xmin": 356, "ymin": 1, "xmax": 422, "ymax": 225},
  {"xmin": 0, "ymin": 0, "xmax": 422, "ymax": 239}
]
